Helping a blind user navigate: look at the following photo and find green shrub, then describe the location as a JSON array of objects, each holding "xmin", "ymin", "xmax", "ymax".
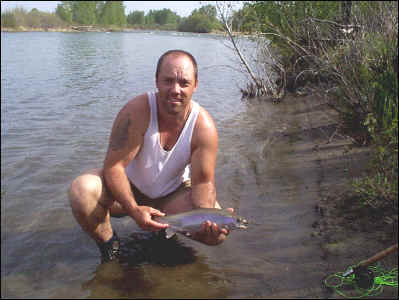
[
  {"xmin": 236, "ymin": 1, "xmax": 398, "ymax": 213},
  {"xmin": 1, "ymin": 7, "xmax": 67, "ymax": 29},
  {"xmin": 179, "ymin": 14, "xmax": 213, "ymax": 33},
  {"xmin": 178, "ymin": 5, "xmax": 220, "ymax": 33},
  {"xmin": 1, "ymin": 11, "xmax": 17, "ymax": 27}
]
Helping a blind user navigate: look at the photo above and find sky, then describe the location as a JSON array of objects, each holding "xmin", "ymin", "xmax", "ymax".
[{"xmin": 0, "ymin": 1, "xmax": 210, "ymax": 17}]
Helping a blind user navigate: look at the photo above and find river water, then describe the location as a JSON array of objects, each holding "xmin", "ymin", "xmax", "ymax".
[{"xmin": 2, "ymin": 31, "xmax": 333, "ymax": 298}]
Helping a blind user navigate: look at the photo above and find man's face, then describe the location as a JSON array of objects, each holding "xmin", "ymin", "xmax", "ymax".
[{"xmin": 156, "ymin": 54, "xmax": 198, "ymax": 116}]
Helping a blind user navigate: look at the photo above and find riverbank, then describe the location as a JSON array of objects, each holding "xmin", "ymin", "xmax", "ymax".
[
  {"xmin": 2, "ymin": 26, "xmax": 72, "ymax": 32},
  {"xmin": 272, "ymin": 90, "xmax": 398, "ymax": 297}
]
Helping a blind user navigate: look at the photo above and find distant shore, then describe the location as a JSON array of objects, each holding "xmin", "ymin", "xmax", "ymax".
[
  {"xmin": 2, "ymin": 26, "xmax": 134, "ymax": 33},
  {"xmin": 1, "ymin": 26, "xmax": 239, "ymax": 37}
]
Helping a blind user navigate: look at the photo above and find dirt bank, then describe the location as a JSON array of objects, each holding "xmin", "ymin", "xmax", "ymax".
[
  {"xmin": 1, "ymin": 26, "xmax": 75, "ymax": 32},
  {"xmin": 272, "ymin": 90, "xmax": 398, "ymax": 297}
]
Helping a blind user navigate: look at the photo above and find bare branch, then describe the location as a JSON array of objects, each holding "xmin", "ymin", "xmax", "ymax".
[{"xmin": 215, "ymin": 1, "xmax": 279, "ymax": 97}]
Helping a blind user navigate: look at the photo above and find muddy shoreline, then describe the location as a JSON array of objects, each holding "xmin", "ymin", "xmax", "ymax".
[{"xmin": 271, "ymin": 90, "xmax": 398, "ymax": 297}]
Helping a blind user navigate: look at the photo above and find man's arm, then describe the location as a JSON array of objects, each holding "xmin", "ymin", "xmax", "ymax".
[
  {"xmin": 190, "ymin": 108, "xmax": 230, "ymax": 245},
  {"xmin": 190, "ymin": 110, "xmax": 218, "ymax": 209},
  {"xmin": 103, "ymin": 95, "xmax": 168, "ymax": 231}
]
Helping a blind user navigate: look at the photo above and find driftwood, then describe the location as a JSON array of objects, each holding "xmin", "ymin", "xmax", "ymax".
[{"xmin": 71, "ymin": 26, "xmax": 106, "ymax": 32}]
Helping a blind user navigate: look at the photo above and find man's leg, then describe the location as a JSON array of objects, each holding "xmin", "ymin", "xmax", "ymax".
[
  {"xmin": 68, "ymin": 168, "xmax": 125, "ymax": 262},
  {"xmin": 156, "ymin": 182, "xmax": 221, "ymax": 214}
]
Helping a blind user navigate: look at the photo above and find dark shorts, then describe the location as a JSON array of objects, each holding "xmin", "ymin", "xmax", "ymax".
[
  {"xmin": 130, "ymin": 180, "xmax": 191, "ymax": 203},
  {"xmin": 109, "ymin": 180, "xmax": 191, "ymax": 218}
]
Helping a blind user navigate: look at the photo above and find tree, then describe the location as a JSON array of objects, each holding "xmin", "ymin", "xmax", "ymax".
[
  {"xmin": 99, "ymin": 1, "xmax": 126, "ymax": 26},
  {"xmin": 232, "ymin": 3, "xmax": 259, "ymax": 33},
  {"xmin": 145, "ymin": 9, "xmax": 155, "ymax": 25},
  {"xmin": 27, "ymin": 8, "xmax": 41, "ymax": 27},
  {"xmin": 179, "ymin": 14, "xmax": 213, "ymax": 33},
  {"xmin": 72, "ymin": 1, "xmax": 97, "ymax": 25},
  {"xmin": 127, "ymin": 10, "xmax": 145, "ymax": 25},
  {"xmin": 1, "ymin": 11, "xmax": 17, "ymax": 27},
  {"xmin": 95, "ymin": 1, "xmax": 106, "ymax": 22},
  {"xmin": 153, "ymin": 8, "xmax": 179, "ymax": 26},
  {"xmin": 56, "ymin": 1, "xmax": 73, "ymax": 23},
  {"xmin": 198, "ymin": 4, "xmax": 217, "ymax": 19},
  {"xmin": 154, "ymin": 8, "xmax": 167, "ymax": 25},
  {"xmin": 178, "ymin": 4, "xmax": 219, "ymax": 33}
]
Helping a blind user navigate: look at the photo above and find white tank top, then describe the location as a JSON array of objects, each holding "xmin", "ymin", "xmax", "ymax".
[{"xmin": 125, "ymin": 91, "xmax": 200, "ymax": 199}]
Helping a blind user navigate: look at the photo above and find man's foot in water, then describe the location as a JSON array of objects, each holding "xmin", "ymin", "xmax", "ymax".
[{"xmin": 96, "ymin": 231, "xmax": 120, "ymax": 263}]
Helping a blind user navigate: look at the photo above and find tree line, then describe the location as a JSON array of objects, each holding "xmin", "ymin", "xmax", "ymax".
[
  {"xmin": 55, "ymin": 1, "xmax": 126, "ymax": 27},
  {"xmin": 1, "ymin": 1, "xmax": 221, "ymax": 33}
]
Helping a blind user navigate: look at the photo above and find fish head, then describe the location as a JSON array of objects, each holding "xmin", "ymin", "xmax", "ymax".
[{"xmin": 234, "ymin": 216, "xmax": 248, "ymax": 229}]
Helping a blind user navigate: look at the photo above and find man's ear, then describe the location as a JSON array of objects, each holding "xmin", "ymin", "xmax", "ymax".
[{"xmin": 155, "ymin": 77, "xmax": 160, "ymax": 90}]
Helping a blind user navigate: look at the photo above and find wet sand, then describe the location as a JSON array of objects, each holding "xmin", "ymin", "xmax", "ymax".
[{"xmin": 272, "ymin": 91, "xmax": 398, "ymax": 298}]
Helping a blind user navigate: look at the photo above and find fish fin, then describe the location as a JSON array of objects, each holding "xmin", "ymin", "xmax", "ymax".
[{"xmin": 165, "ymin": 228, "xmax": 176, "ymax": 239}]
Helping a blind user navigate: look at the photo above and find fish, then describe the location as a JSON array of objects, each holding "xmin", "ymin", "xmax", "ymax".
[{"xmin": 154, "ymin": 208, "xmax": 248, "ymax": 239}]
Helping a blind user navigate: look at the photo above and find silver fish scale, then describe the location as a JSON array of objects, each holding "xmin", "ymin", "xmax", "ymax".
[
  {"xmin": 170, "ymin": 214, "xmax": 236, "ymax": 229},
  {"xmin": 155, "ymin": 208, "xmax": 247, "ymax": 238}
]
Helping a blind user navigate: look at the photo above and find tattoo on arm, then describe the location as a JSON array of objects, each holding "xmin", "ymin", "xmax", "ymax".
[{"xmin": 110, "ymin": 118, "xmax": 131, "ymax": 151}]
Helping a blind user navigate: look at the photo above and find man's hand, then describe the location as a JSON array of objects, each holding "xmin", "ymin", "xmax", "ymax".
[
  {"xmin": 191, "ymin": 221, "xmax": 229, "ymax": 245},
  {"xmin": 191, "ymin": 207, "xmax": 234, "ymax": 246},
  {"xmin": 132, "ymin": 206, "xmax": 169, "ymax": 232}
]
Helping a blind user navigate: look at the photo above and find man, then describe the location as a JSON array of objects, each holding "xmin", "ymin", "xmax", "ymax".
[{"xmin": 68, "ymin": 49, "xmax": 231, "ymax": 263}]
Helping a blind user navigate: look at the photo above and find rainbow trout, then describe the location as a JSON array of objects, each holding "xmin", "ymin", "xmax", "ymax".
[{"xmin": 155, "ymin": 208, "xmax": 248, "ymax": 239}]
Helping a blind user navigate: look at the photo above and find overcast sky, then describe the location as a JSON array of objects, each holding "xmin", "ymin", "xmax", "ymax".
[{"xmin": 0, "ymin": 1, "xmax": 213, "ymax": 17}]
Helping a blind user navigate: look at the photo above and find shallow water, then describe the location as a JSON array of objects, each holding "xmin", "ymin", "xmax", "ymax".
[{"xmin": 2, "ymin": 31, "xmax": 340, "ymax": 298}]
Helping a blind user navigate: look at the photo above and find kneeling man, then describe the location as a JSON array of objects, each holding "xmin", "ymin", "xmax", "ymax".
[{"xmin": 68, "ymin": 49, "xmax": 230, "ymax": 263}]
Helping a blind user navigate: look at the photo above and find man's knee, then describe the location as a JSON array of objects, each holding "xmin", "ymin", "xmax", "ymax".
[{"xmin": 68, "ymin": 172, "xmax": 103, "ymax": 211}]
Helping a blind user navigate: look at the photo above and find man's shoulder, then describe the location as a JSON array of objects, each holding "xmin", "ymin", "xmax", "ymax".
[
  {"xmin": 192, "ymin": 104, "xmax": 218, "ymax": 148},
  {"xmin": 116, "ymin": 93, "xmax": 150, "ymax": 132},
  {"xmin": 118, "ymin": 93, "xmax": 150, "ymax": 120},
  {"xmin": 124, "ymin": 93, "xmax": 149, "ymax": 112},
  {"xmin": 195, "ymin": 105, "xmax": 217, "ymax": 132}
]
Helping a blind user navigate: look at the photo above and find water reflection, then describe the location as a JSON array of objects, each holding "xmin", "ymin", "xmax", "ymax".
[
  {"xmin": 120, "ymin": 231, "xmax": 197, "ymax": 267},
  {"xmin": 82, "ymin": 232, "xmax": 229, "ymax": 298},
  {"xmin": 57, "ymin": 33, "xmax": 128, "ymax": 94}
]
